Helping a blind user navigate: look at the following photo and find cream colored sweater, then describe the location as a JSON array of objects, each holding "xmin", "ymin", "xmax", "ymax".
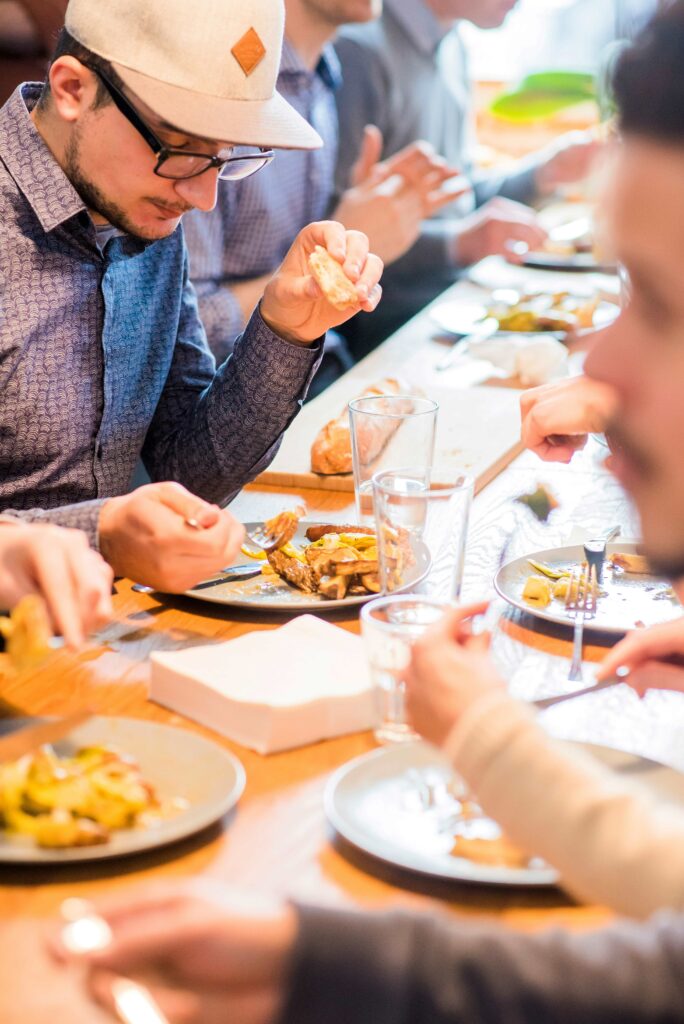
[{"xmin": 443, "ymin": 690, "xmax": 684, "ymax": 918}]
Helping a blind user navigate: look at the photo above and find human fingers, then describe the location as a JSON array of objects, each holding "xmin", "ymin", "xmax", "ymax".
[
  {"xmin": 354, "ymin": 251, "xmax": 384, "ymax": 312},
  {"xmin": 423, "ymin": 182, "xmax": 471, "ymax": 216},
  {"xmin": 340, "ymin": 228, "xmax": 370, "ymax": 282},
  {"xmin": 67, "ymin": 546, "xmax": 114, "ymax": 636},
  {"xmin": 626, "ymin": 661, "xmax": 684, "ymax": 698},
  {"xmin": 351, "ymin": 124, "xmax": 384, "ymax": 187},
  {"xmin": 27, "ymin": 536, "xmax": 85, "ymax": 647},
  {"xmin": 597, "ymin": 619, "xmax": 684, "ymax": 680}
]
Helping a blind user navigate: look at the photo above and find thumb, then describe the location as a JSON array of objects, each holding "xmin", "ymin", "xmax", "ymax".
[{"xmin": 351, "ymin": 124, "xmax": 384, "ymax": 186}]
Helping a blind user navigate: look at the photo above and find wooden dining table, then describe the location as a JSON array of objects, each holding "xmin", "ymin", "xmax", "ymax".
[{"xmin": 2, "ymin": 257, "xmax": 683, "ymax": 1022}]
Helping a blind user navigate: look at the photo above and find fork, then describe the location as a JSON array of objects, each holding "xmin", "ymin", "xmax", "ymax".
[
  {"xmin": 565, "ymin": 562, "xmax": 598, "ymax": 682},
  {"xmin": 583, "ymin": 525, "xmax": 621, "ymax": 583},
  {"xmin": 245, "ymin": 507, "xmax": 305, "ymax": 553}
]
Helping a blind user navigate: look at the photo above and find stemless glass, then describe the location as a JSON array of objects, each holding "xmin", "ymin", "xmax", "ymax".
[
  {"xmin": 361, "ymin": 594, "xmax": 449, "ymax": 744},
  {"xmin": 372, "ymin": 469, "xmax": 474, "ymax": 603},
  {"xmin": 348, "ymin": 395, "xmax": 438, "ymax": 524}
]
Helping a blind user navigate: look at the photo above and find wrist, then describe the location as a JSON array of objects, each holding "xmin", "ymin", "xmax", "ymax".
[
  {"xmin": 96, "ymin": 498, "xmax": 121, "ymax": 565},
  {"xmin": 258, "ymin": 301, "xmax": 315, "ymax": 348}
]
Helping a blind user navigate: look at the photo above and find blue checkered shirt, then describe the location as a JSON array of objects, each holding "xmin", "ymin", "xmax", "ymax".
[
  {"xmin": 0, "ymin": 84, "xmax": 322, "ymax": 545},
  {"xmin": 184, "ymin": 41, "xmax": 344, "ymax": 363}
]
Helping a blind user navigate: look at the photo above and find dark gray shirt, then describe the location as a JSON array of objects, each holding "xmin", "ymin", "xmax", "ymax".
[
  {"xmin": 0, "ymin": 84, "xmax": 322, "ymax": 544},
  {"xmin": 281, "ymin": 904, "xmax": 684, "ymax": 1024}
]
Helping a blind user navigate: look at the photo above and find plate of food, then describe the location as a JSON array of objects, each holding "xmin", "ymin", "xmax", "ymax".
[
  {"xmin": 183, "ymin": 518, "xmax": 430, "ymax": 611},
  {"xmin": 495, "ymin": 541, "xmax": 681, "ymax": 634},
  {"xmin": 325, "ymin": 740, "xmax": 684, "ymax": 888},
  {"xmin": 0, "ymin": 716, "xmax": 245, "ymax": 863},
  {"xmin": 431, "ymin": 291, "xmax": 618, "ymax": 339}
]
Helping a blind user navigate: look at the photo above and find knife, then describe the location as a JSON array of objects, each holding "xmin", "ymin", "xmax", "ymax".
[
  {"xmin": 190, "ymin": 565, "xmax": 263, "ymax": 591},
  {"xmin": 434, "ymin": 316, "xmax": 499, "ymax": 372},
  {"xmin": 131, "ymin": 564, "xmax": 263, "ymax": 595},
  {"xmin": 0, "ymin": 710, "xmax": 91, "ymax": 763}
]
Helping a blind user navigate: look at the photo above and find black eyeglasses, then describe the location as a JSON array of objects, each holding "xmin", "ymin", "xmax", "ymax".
[{"xmin": 86, "ymin": 65, "xmax": 274, "ymax": 181}]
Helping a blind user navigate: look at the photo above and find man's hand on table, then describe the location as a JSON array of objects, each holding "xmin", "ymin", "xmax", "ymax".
[
  {"xmin": 335, "ymin": 127, "xmax": 466, "ymax": 264},
  {"xmin": 520, "ymin": 376, "xmax": 619, "ymax": 462},
  {"xmin": 259, "ymin": 220, "xmax": 383, "ymax": 344},
  {"xmin": 53, "ymin": 883, "xmax": 296, "ymax": 1024},
  {"xmin": 98, "ymin": 482, "xmax": 244, "ymax": 592},
  {"xmin": 598, "ymin": 611, "xmax": 684, "ymax": 697},
  {"xmin": 451, "ymin": 197, "xmax": 548, "ymax": 267},
  {"xmin": 0, "ymin": 521, "xmax": 113, "ymax": 646},
  {"xmin": 405, "ymin": 603, "xmax": 505, "ymax": 747}
]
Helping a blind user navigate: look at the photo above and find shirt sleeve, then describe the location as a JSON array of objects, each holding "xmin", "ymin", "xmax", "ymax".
[
  {"xmin": 141, "ymin": 251, "xmax": 323, "ymax": 505},
  {"xmin": 0, "ymin": 499, "xmax": 104, "ymax": 548},
  {"xmin": 279, "ymin": 904, "xmax": 684, "ymax": 1024},
  {"xmin": 441, "ymin": 689, "xmax": 684, "ymax": 918}
]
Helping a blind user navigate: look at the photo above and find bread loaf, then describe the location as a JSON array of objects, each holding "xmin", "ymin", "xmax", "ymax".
[{"xmin": 310, "ymin": 378, "xmax": 414, "ymax": 475}]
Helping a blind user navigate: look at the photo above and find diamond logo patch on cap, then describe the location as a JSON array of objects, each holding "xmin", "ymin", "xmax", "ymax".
[{"xmin": 231, "ymin": 27, "xmax": 266, "ymax": 76}]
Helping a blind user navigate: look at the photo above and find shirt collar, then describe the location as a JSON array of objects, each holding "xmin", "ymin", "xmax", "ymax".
[
  {"xmin": 385, "ymin": 0, "xmax": 450, "ymax": 55},
  {"xmin": 279, "ymin": 37, "xmax": 342, "ymax": 91},
  {"xmin": 0, "ymin": 83, "xmax": 87, "ymax": 233}
]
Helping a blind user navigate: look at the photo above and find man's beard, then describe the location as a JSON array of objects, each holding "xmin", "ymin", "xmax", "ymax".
[
  {"xmin": 606, "ymin": 419, "xmax": 684, "ymax": 580},
  {"xmin": 64, "ymin": 131, "xmax": 173, "ymax": 241}
]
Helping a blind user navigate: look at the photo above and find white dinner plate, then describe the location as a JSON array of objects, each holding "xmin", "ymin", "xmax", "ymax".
[
  {"xmin": 519, "ymin": 251, "xmax": 619, "ymax": 274},
  {"xmin": 325, "ymin": 741, "xmax": 684, "ymax": 888},
  {"xmin": 0, "ymin": 717, "xmax": 245, "ymax": 864},
  {"xmin": 495, "ymin": 541, "xmax": 681, "ymax": 635},
  {"xmin": 183, "ymin": 522, "xmax": 430, "ymax": 612},
  {"xmin": 430, "ymin": 298, "xmax": 618, "ymax": 338}
]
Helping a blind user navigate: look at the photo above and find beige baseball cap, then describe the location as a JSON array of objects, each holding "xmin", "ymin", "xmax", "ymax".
[{"xmin": 64, "ymin": 0, "xmax": 322, "ymax": 150}]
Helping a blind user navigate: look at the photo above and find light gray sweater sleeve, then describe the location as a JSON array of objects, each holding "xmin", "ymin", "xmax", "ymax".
[{"xmin": 280, "ymin": 905, "xmax": 684, "ymax": 1024}]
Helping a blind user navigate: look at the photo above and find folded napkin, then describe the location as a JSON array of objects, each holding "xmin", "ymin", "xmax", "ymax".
[
  {"xmin": 467, "ymin": 334, "xmax": 568, "ymax": 386},
  {"xmin": 149, "ymin": 615, "xmax": 374, "ymax": 754}
]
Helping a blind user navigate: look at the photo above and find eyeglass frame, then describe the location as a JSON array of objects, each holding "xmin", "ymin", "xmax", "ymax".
[{"xmin": 82, "ymin": 63, "xmax": 275, "ymax": 181}]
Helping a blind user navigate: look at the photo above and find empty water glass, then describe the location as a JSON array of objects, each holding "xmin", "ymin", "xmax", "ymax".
[
  {"xmin": 372, "ymin": 469, "xmax": 473, "ymax": 603},
  {"xmin": 361, "ymin": 594, "xmax": 449, "ymax": 744},
  {"xmin": 349, "ymin": 394, "xmax": 438, "ymax": 523}
]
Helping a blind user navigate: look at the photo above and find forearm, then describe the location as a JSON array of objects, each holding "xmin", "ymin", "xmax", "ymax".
[
  {"xmin": 281, "ymin": 904, "xmax": 684, "ymax": 1024},
  {"xmin": 142, "ymin": 306, "xmax": 322, "ymax": 504},
  {"xmin": 444, "ymin": 691, "xmax": 684, "ymax": 917},
  {"xmin": 0, "ymin": 500, "xmax": 104, "ymax": 548},
  {"xmin": 473, "ymin": 158, "xmax": 540, "ymax": 208}
]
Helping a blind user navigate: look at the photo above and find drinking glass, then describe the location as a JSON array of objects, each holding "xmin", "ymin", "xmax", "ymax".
[
  {"xmin": 372, "ymin": 469, "xmax": 473, "ymax": 603},
  {"xmin": 348, "ymin": 395, "xmax": 438, "ymax": 523},
  {"xmin": 361, "ymin": 594, "xmax": 449, "ymax": 744}
]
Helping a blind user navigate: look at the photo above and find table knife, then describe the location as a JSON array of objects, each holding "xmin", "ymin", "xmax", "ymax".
[{"xmin": 0, "ymin": 710, "xmax": 91, "ymax": 763}]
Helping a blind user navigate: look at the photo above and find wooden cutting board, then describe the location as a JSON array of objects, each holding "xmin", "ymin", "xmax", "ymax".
[{"xmin": 256, "ymin": 378, "xmax": 523, "ymax": 494}]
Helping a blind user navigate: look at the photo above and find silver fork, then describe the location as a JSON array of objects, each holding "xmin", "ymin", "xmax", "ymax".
[{"xmin": 565, "ymin": 562, "xmax": 598, "ymax": 682}]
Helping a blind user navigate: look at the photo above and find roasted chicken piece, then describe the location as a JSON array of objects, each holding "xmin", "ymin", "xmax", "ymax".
[
  {"xmin": 267, "ymin": 549, "xmax": 318, "ymax": 593},
  {"xmin": 318, "ymin": 575, "xmax": 350, "ymax": 600}
]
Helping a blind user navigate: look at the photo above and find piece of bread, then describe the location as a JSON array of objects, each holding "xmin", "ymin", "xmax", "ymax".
[
  {"xmin": 308, "ymin": 246, "xmax": 359, "ymax": 311},
  {"xmin": 310, "ymin": 377, "xmax": 413, "ymax": 475}
]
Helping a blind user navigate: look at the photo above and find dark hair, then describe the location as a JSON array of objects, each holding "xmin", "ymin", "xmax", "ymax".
[
  {"xmin": 614, "ymin": 1, "xmax": 684, "ymax": 141},
  {"xmin": 37, "ymin": 28, "xmax": 124, "ymax": 111}
]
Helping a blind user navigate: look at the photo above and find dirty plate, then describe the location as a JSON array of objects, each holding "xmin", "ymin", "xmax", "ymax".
[
  {"xmin": 430, "ymin": 298, "xmax": 618, "ymax": 338},
  {"xmin": 495, "ymin": 541, "xmax": 681, "ymax": 634},
  {"xmin": 326, "ymin": 741, "xmax": 684, "ymax": 887},
  {"xmin": 0, "ymin": 717, "xmax": 245, "ymax": 864},
  {"xmin": 183, "ymin": 522, "xmax": 430, "ymax": 612}
]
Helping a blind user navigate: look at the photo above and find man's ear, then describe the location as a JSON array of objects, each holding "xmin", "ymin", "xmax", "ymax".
[{"xmin": 46, "ymin": 56, "xmax": 99, "ymax": 124}]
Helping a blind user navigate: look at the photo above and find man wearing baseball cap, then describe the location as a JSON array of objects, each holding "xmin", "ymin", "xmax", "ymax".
[{"xmin": 0, "ymin": 0, "xmax": 383, "ymax": 592}]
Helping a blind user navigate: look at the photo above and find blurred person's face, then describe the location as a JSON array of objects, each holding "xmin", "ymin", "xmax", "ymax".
[
  {"xmin": 426, "ymin": 0, "xmax": 519, "ymax": 29},
  {"xmin": 585, "ymin": 137, "xmax": 684, "ymax": 578},
  {"xmin": 301, "ymin": 0, "xmax": 382, "ymax": 25},
  {"xmin": 39, "ymin": 59, "xmax": 230, "ymax": 241}
]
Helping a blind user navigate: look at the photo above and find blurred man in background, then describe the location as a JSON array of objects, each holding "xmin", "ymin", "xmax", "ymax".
[{"xmin": 334, "ymin": 0, "xmax": 601, "ymax": 356}]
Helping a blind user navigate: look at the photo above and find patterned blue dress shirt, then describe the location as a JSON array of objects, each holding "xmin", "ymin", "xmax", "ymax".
[
  {"xmin": 0, "ymin": 84, "xmax": 322, "ymax": 545},
  {"xmin": 184, "ymin": 41, "xmax": 343, "ymax": 363}
]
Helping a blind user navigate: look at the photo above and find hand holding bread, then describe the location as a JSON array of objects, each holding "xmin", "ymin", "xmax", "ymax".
[{"xmin": 260, "ymin": 221, "xmax": 383, "ymax": 345}]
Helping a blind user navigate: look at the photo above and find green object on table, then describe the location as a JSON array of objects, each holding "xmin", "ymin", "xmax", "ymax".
[{"xmin": 490, "ymin": 71, "xmax": 597, "ymax": 123}]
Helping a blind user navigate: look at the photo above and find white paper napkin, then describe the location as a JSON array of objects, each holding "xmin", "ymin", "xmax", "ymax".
[{"xmin": 150, "ymin": 615, "xmax": 375, "ymax": 754}]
